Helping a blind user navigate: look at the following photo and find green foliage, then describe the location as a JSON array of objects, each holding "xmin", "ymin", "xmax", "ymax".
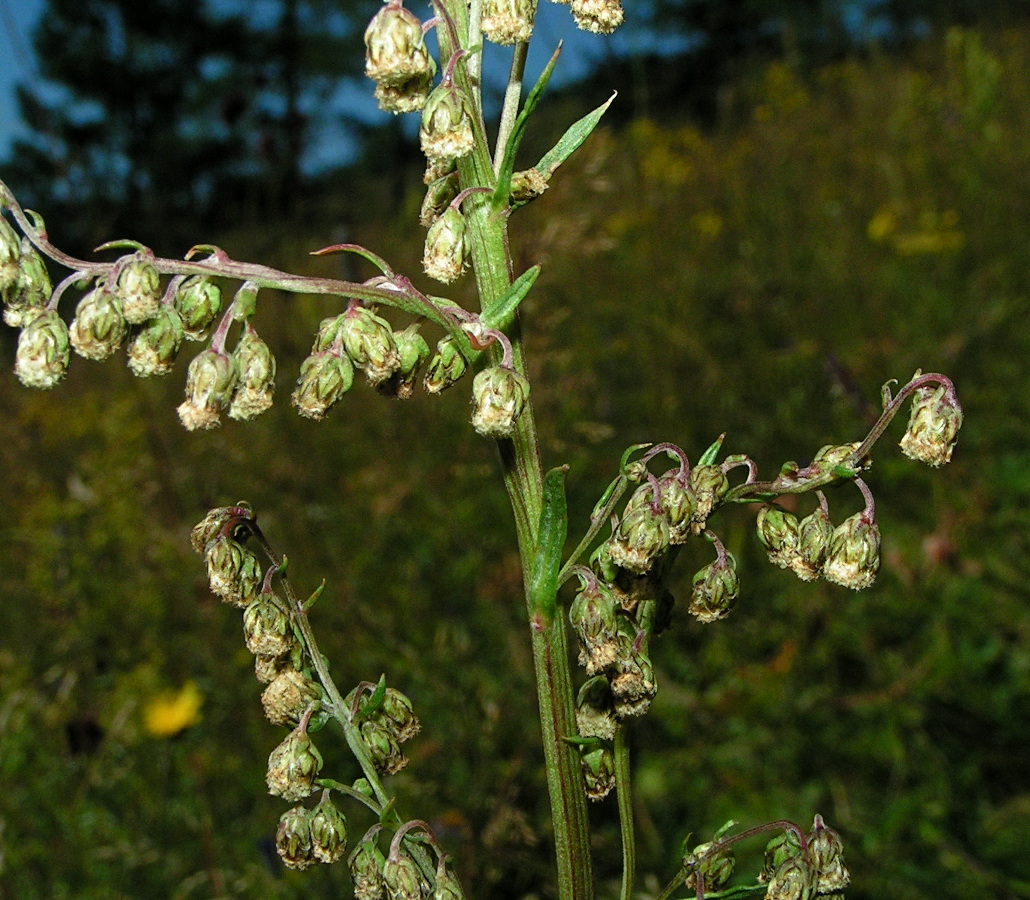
[{"xmin": 2, "ymin": 23, "xmax": 1028, "ymax": 900}]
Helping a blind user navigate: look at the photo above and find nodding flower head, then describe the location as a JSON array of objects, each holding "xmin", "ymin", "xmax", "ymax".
[{"xmin": 900, "ymin": 378, "xmax": 963, "ymax": 467}]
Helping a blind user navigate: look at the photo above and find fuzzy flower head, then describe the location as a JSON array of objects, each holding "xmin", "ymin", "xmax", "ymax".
[
  {"xmin": 420, "ymin": 80, "xmax": 475, "ymax": 164},
  {"xmin": 471, "ymin": 365, "xmax": 530, "ymax": 438},
  {"xmin": 364, "ymin": 1, "xmax": 435, "ymax": 87},
  {"xmin": 899, "ymin": 378, "xmax": 963, "ymax": 467},
  {"xmin": 422, "ymin": 206, "xmax": 467, "ymax": 284},
  {"xmin": 482, "ymin": 0, "xmax": 537, "ymax": 44},
  {"xmin": 15, "ymin": 308, "xmax": 69, "ymax": 389},
  {"xmin": 229, "ymin": 324, "xmax": 276, "ymax": 420},
  {"xmin": 822, "ymin": 510, "xmax": 880, "ymax": 590},
  {"xmin": 570, "ymin": 0, "xmax": 624, "ymax": 34},
  {"xmin": 177, "ymin": 347, "xmax": 238, "ymax": 430},
  {"xmin": 115, "ymin": 256, "xmax": 161, "ymax": 325},
  {"xmin": 127, "ymin": 304, "xmax": 184, "ymax": 376},
  {"xmin": 70, "ymin": 284, "xmax": 127, "ymax": 360}
]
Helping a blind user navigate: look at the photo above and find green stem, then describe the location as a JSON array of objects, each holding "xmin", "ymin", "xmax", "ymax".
[{"xmin": 615, "ymin": 725, "xmax": 636, "ymax": 900}]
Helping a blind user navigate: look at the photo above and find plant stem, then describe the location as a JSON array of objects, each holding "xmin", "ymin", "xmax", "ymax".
[{"xmin": 615, "ymin": 725, "xmax": 636, "ymax": 900}]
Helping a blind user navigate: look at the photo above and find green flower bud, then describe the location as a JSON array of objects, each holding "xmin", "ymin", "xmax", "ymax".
[
  {"xmin": 69, "ymin": 284, "xmax": 128, "ymax": 360},
  {"xmin": 383, "ymin": 851, "xmax": 426, "ymax": 900},
  {"xmin": 350, "ymin": 834, "xmax": 388, "ymax": 900},
  {"xmin": 423, "ymin": 336, "xmax": 467, "ymax": 393},
  {"xmin": 14, "ymin": 308, "xmax": 69, "ymax": 389},
  {"xmin": 420, "ymin": 82, "xmax": 475, "ymax": 163},
  {"xmin": 757, "ymin": 505, "xmax": 801, "ymax": 570},
  {"xmin": 341, "ymin": 306, "xmax": 401, "ymax": 386},
  {"xmin": 4, "ymin": 241, "xmax": 52, "ymax": 327},
  {"xmin": 610, "ymin": 627, "xmax": 657, "ymax": 717},
  {"xmin": 261, "ymin": 667, "xmax": 325, "ymax": 728},
  {"xmin": 177, "ymin": 348, "xmax": 238, "ymax": 430},
  {"xmin": 569, "ymin": 580, "xmax": 620, "ymax": 675},
  {"xmin": 822, "ymin": 511, "xmax": 879, "ymax": 590},
  {"xmin": 656, "ymin": 471, "xmax": 697, "ymax": 544},
  {"xmin": 571, "ymin": 0, "xmax": 624, "ymax": 34},
  {"xmin": 229, "ymin": 324, "xmax": 276, "ymax": 420},
  {"xmin": 482, "ymin": 0, "xmax": 537, "ymax": 45},
  {"xmin": 792, "ymin": 505, "xmax": 833, "ymax": 581},
  {"xmin": 608, "ymin": 492, "xmax": 670, "ymax": 574},
  {"xmin": 364, "ymin": 1, "xmax": 435, "ymax": 87},
  {"xmin": 310, "ymin": 792, "xmax": 348, "ymax": 864},
  {"xmin": 689, "ymin": 464, "xmax": 729, "ymax": 529},
  {"xmin": 276, "ymin": 805, "xmax": 316, "ymax": 870},
  {"xmin": 420, "ymin": 171, "xmax": 460, "ymax": 227},
  {"xmin": 191, "ymin": 504, "xmax": 250, "ymax": 553},
  {"xmin": 422, "ymin": 206, "xmax": 467, "ymax": 284},
  {"xmin": 312, "ymin": 314, "xmax": 346, "ymax": 351},
  {"xmin": 292, "ymin": 348, "xmax": 355, "ymax": 420},
  {"xmin": 174, "ymin": 276, "xmax": 222, "ymax": 341},
  {"xmin": 374, "ymin": 73, "xmax": 434, "ymax": 115},
  {"xmin": 116, "ymin": 256, "xmax": 161, "ymax": 325},
  {"xmin": 766, "ymin": 855, "xmax": 818, "ymax": 900},
  {"xmin": 760, "ymin": 830, "xmax": 803, "ymax": 883},
  {"xmin": 361, "ymin": 719, "xmax": 408, "ymax": 775},
  {"xmin": 127, "ymin": 304, "xmax": 184, "ymax": 376},
  {"xmin": 807, "ymin": 815, "xmax": 849, "ymax": 893},
  {"xmin": 471, "ymin": 365, "xmax": 530, "ymax": 438},
  {"xmin": 576, "ymin": 675, "xmax": 617, "ymax": 741},
  {"xmin": 509, "ymin": 167, "xmax": 549, "ymax": 205},
  {"xmin": 810, "ymin": 442, "xmax": 864, "ymax": 480},
  {"xmin": 580, "ymin": 744, "xmax": 616, "ymax": 801},
  {"xmin": 382, "ymin": 326, "xmax": 430, "ymax": 399},
  {"xmin": 432, "ymin": 863, "xmax": 464, "ymax": 900},
  {"xmin": 204, "ymin": 534, "xmax": 262, "ymax": 606},
  {"xmin": 684, "ymin": 839, "xmax": 735, "ymax": 892},
  {"xmin": 899, "ymin": 379, "xmax": 963, "ymax": 467},
  {"xmin": 381, "ymin": 688, "xmax": 421, "ymax": 743},
  {"xmin": 244, "ymin": 589, "xmax": 295, "ymax": 657},
  {"xmin": 267, "ymin": 723, "xmax": 323, "ymax": 801},
  {"xmin": 688, "ymin": 550, "xmax": 739, "ymax": 623}
]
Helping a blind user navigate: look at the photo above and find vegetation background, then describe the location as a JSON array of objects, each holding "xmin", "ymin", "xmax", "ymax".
[{"xmin": 1, "ymin": 3, "xmax": 1028, "ymax": 899}]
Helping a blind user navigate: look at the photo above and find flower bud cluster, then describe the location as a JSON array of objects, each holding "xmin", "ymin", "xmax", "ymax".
[
  {"xmin": 346, "ymin": 683, "xmax": 421, "ymax": 776},
  {"xmin": 1, "ymin": 218, "xmax": 53, "ymax": 329},
  {"xmin": 275, "ymin": 791, "xmax": 349, "ymax": 869},
  {"xmin": 760, "ymin": 817, "xmax": 849, "ymax": 899}
]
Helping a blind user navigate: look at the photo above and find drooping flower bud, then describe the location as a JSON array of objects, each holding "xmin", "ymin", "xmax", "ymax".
[
  {"xmin": 127, "ymin": 304, "xmax": 184, "ymax": 376},
  {"xmin": 267, "ymin": 722, "xmax": 323, "ymax": 801},
  {"xmin": 341, "ymin": 305, "xmax": 401, "ymax": 386},
  {"xmin": 610, "ymin": 625, "xmax": 657, "ymax": 718},
  {"xmin": 350, "ymin": 833, "xmax": 388, "ymax": 900},
  {"xmin": 276, "ymin": 805, "xmax": 317, "ymax": 870},
  {"xmin": 656, "ymin": 470, "xmax": 697, "ymax": 544},
  {"xmin": 229, "ymin": 324, "xmax": 276, "ymax": 420},
  {"xmin": 471, "ymin": 365, "xmax": 530, "ymax": 438},
  {"xmin": 791, "ymin": 504, "xmax": 833, "ymax": 581},
  {"xmin": 432, "ymin": 861, "xmax": 464, "ymax": 900},
  {"xmin": 757, "ymin": 505, "xmax": 801, "ymax": 570},
  {"xmin": 174, "ymin": 276, "xmax": 222, "ymax": 341},
  {"xmin": 420, "ymin": 170, "xmax": 460, "ymax": 227},
  {"xmin": 383, "ymin": 849, "xmax": 426, "ymax": 900},
  {"xmin": 899, "ymin": 379, "xmax": 963, "ymax": 467},
  {"xmin": 115, "ymin": 256, "xmax": 161, "ymax": 325},
  {"xmin": 760, "ymin": 830, "xmax": 803, "ymax": 884},
  {"xmin": 360, "ymin": 719, "xmax": 408, "ymax": 775},
  {"xmin": 364, "ymin": 1, "xmax": 435, "ymax": 87},
  {"xmin": 3, "ymin": 240, "xmax": 51, "ymax": 327},
  {"xmin": 607, "ymin": 489, "xmax": 670, "ymax": 574},
  {"xmin": 204, "ymin": 534, "xmax": 262, "ymax": 606},
  {"xmin": 244, "ymin": 588, "xmax": 295, "ymax": 657},
  {"xmin": 292, "ymin": 347, "xmax": 355, "ymax": 420},
  {"xmin": 0, "ymin": 216, "xmax": 21, "ymax": 300},
  {"xmin": 14, "ymin": 308, "xmax": 70, "ymax": 389},
  {"xmin": 688, "ymin": 549, "xmax": 739, "ymax": 623},
  {"xmin": 381, "ymin": 688, "xmax": 421, "ymax": 743},
  {"xmin": 383, "ymin": 326, "xmax": 430, "ymax": 399},
  {"xmin": 262, "ymin": 668, "xmax": 326, "ymax": 729},
  {"xmin": 177, "ymin": 348, "xmax": 238, "ymax": 430},
  {"xmin": 576, "ymin": 675, "xmax": 618, "ymax": 740},
  {"xmin": 191, "ymin": 504, "xmax": 248, "ymax": 553},
  {"xmin": 689, "ymin": 464, "xmax": 729, "ymax": 530},
  {"xmin": 580, "ymin": 743, "xmax": 616, "ymax": 801},
  {"xmin": 569, "ymin": 581, "xmax": 620, "ymax": 675},
  {"xmin": 570, "ymin": 0, "xmax": 624, "ymax": 34},
  {"xmin": 423, "ymin": 336, "xmax": 467, "ymax": 393},
  {"xmin": 822, "ymin": 511, "xmax": 879, "ymax": 590},
  {"xmin": 765, "ymin": 855, "xmax": 818, "ymax": 900},
  {"xmin": 684, "ymin": 839, "xmax": 735, "ymax": 893},
  {"xmin": 422, "ymin": 206, "xmax": 467, "ymax": 284},
  {"xmin": 482, "ymin": 0, "xmax": 537, "ymax": 44},
  {"xmin": 310, "ymin": 792, "xmax": 348, "ymax": 864},
  {"xmin": 69, "ymin": 284, "xmax": 128, "ymax": 360},
  {"xmin": 420, "ymin": 81, "xmax": 475, "ymax": 163},
  {"xmin": 806, "ymin": 815, "xmax": 849, "ymax": 894},
  {"xmin": 374, "ymin": 74, "xmax": 435, "ymax": 115}
]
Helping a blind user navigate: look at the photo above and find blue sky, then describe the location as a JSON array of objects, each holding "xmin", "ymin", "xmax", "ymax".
[{"xmin": 0, "ymin": 0, "xmax": 43, "ymax": 158}]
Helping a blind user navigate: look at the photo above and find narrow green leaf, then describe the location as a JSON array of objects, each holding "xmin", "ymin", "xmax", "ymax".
[
  {"xmin": 698, "ymin": 434, "xmax": 727, "ymax": 466},
  {"xmin": 481, "ymin": 265, "xmax": 541, "ymax": 332},
  {"xmin": 529, "ymin": 465, "xmax": 569, "ymax": 625}
]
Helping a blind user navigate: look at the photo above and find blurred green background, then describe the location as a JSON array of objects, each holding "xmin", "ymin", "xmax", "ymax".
[{"xmin": 2, "ymin": 16, "xmax": 1030, "ymax": 900}]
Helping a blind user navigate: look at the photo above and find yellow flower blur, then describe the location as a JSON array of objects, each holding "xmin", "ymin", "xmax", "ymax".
[{"xmin": 143, "ymin": 681, "xmax": 203, "ymax": 738}]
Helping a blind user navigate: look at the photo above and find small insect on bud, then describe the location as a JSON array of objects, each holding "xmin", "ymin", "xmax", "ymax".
[
  {"xmin": 177, "ymin": 348, "xmax": 238, "ymax": 430},
  {"xmin": 364, "ymin": 1, "xmax": 435, "ymax": 87},
  {"xmin": 3, "ymin": 240, "xmax": 52, "ymax": 327},
  {"xmin": 792, "ymin": 504, "xmax": 833, "ymax": 581},
  {"xmin": 757, "ymin": 505, "xmax": 801, "ymax": 570},
  {"xmin": 229, "ymin": 324, "xmax": 276, "ymax": 420},
  {"xmin": 688, "ymin": 547, "xmax": 739, "ymax": 623},
  {"xmin": 14, "ymin": 308, "xmax": 70, "ymax": 389},
  {"xmin": 267, "ymin": 722, "xmax": 324, "ymax": 801},
  {"xmin": 115, "ymin": 256, "xmax": 161, "ymax": 325},
  {"xmin": 204, "ymin": 533, "xmax": 262, "ymax": 606},
  {"xmin": 607, "ymin": 487, "xmax": 671, "ymax": 574},
  {"xmin": 422, "ymin": 206, "xmax": 467, "ymax": 284},
  {"xmin": 70, "ymin": 284, "xmax": 128, "ymax": 360},
  {"xmin": 482, "ymin": 0, "xmax": 537, "ymax": 45},
  {"xmin": 262, "ymin": 667, "xmax": 325, "ymax": 728},
  {"xmin": 310, "ymin": 792, "xmax": 348, "ymax": 864},
  {"xmin": 570, "ymin": 580, "xmax": 620, "ymax": 675},
  {"xmin": 423, "ymin": 336, "xmax": 468, "ymax": 394},
  {"xmin": 174, "ymin": 276, "xmax": 222, "ymax": 341},
  {"xmin": 383, "ymin": 849, "xmax": 426, "ymax": 900},
  {"xmin": 341, "ymin": 305, "xmax": 401, "ymax": 386},
  {"xmin": 822, "ymin": 510, "xmax": 880, "ymax": 590},
  {"xmin": 420, "ymin": 81, "xmax": 475, "ymax": 164},
  {"xmin": 471, "ymin": 365, "xmax": 530, "ymax": 438},
  {"xmin": 244, "ymin": 588, "xmax": 295, "ymax": 657},
  {"xmin": 580, "ymin": 743, "xmax": 616, "ymax": 801},
  {"xmin": 570, "ymin": 0, "xmax": 624, "ymax": 34},
  {"xmin": 276, "ymin": 805, "xmax": 317, "ymax": 870},
  {"xmin": 292, "ymin": 348, "xmax": 355, "ymax": 420},
  {"xmin": 127, "ymin": 304, "xmax": 184, "ymax": 376},
  {"xmin": 350, "ymin": 832, "xmax": 388, "ymax": 900},
  {"xmin": 899, "ymin": 377, "xmax": 963, "ymax": 467},
  {"xmin": 807, "ymin": 815, "xmax": 849, "ymax": 894}
]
